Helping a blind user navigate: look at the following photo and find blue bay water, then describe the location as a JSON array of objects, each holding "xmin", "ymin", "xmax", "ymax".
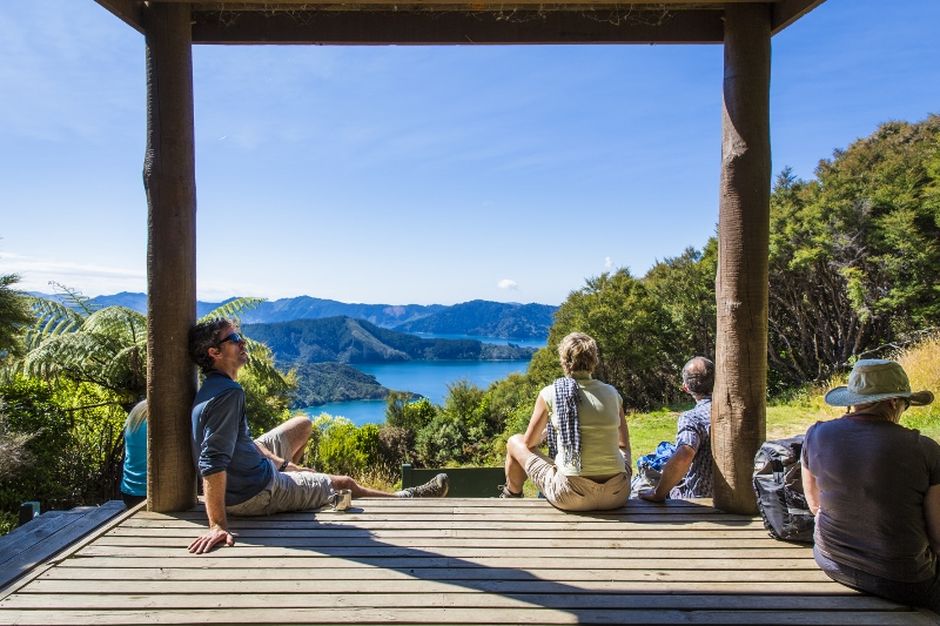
[
  {"xmin": 301, "ymin": 360, "xmax": 532, "ymax": 426},
  {"xmin": 300, "ymin": 333, "xmax": 545, "ymax": 426}
]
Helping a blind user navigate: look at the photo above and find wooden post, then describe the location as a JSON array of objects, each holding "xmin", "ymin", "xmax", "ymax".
[
  {"xmin": 143, "ymin": 3, "xmax": 197, "ymax": 512},
  {"xmin": 712, "ymin": 3, "xmax": 771, "ymax": 514}
]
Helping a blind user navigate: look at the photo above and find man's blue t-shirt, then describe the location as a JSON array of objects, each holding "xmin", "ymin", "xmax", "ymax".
[{"xmin": 191, "ymin": 371, "xmax": 272, "ymax": 506}]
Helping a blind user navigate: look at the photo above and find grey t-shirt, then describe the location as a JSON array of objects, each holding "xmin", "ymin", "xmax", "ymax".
[{"xmin": 802, "ymin": 415, "xmax": 940, "ymax": 582}]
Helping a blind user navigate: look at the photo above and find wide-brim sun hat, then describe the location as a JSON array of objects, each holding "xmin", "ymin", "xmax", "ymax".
[{"xmin": 825, "ymin": 359, "xmax": 934, "ymax": 407}]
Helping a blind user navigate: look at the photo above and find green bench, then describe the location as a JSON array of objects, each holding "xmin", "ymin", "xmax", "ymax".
[{"xmin": 401, "ymin": 463, "xmax": 505, "ymax": 498}]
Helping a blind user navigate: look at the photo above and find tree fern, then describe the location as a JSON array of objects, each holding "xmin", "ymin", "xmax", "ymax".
[
  {"xmin": 0, "ymin": 273, "xmax": 33, "ymax": 359},
  {"xmin": 21, "ymin": 290, "xmax": 290, "ymax": 412}
]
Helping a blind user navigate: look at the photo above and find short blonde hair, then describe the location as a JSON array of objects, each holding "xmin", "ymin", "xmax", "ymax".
[{"xmin": 557, "ymin": 332, "xmax": 599, "ymax": 376}]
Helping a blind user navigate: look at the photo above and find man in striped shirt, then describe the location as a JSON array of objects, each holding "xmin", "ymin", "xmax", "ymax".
[{"xmin": 638, "ymin": 356, "xmax": 714, "ymax": 501}]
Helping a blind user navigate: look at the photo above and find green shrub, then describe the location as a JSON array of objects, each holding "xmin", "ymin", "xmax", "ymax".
[
  {"xmin": 0, "ymin": 376, "xmax": 78, "ymax": 516},
  {"xmin": 310, "ymin": 416, "xmax": 381, "ymax": 476}
]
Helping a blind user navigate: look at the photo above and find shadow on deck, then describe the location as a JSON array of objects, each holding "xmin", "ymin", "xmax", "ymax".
[{"xmin": 0, "ymin": 498, "xmax": 935, "ymax": 624}]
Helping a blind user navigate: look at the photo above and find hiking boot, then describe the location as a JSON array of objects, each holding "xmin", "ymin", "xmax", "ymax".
[
  {"xmin": 497, "ymin": 484, "xmax": 522, "ymax": 498},
  {"xmin": 396, "ymin": 473, "xmax": 449, "ymax": 498}
]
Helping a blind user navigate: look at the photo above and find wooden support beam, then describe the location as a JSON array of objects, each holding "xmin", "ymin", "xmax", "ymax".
[
  {"xmin": 153, "ymin": 0, "xmax": 755, "ymax": 7},
  {"xmin": 712, "ymin": 3, "xmax": 771, "ymax": 515},
  {"xmin": 93, "ymin": 0, "xmax": 144, "ymax": 34},
  {"xmin": 771, "ymin": 0, "xmax": 827, "ymax": 34},
  {"xmin": 191, "ymin": 8, "xmax": 725, "ymax": 45},
  {"xmin": 143, "ymin": 2, "xmax": 198, "ymax": 513}
]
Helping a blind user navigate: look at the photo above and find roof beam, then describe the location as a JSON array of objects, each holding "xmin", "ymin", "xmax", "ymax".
[
  {"xmin": 94, "ymin": 0, "xmax": 144, "ymax": 34},
  {"xmin": 771, "ymin": 0, "xmax": 826, "ymax": 34},
  {"xmin": 163, "ymin": 0, "xmax": 751, "ymax": 6},
  {"xmin": 191, "ymin": 8, "xmax": 725, "ymax": 45}
]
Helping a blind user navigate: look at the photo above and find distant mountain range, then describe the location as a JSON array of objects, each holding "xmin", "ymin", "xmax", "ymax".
[
  {"xmin": 244, "ymin": 317, "xmax": 537, "ymax": 367},
  {"xmin": 32, "ymin": 291, "xmax": 556, "ymax": 340}
]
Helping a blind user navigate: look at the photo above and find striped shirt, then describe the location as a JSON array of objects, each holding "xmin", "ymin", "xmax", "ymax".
[{"xmin": 671, "ymin": 397, "xmax": 713, "ymax": 499}]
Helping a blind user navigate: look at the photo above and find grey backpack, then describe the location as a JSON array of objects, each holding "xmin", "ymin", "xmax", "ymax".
[{"xmin": 752, "ymin": 435, "xmax": 814, "ymax": 543}]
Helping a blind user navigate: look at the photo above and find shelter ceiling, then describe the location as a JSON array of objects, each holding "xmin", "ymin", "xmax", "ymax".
[{"xmin": 96, "ymin": 0, "xmax": 825, "ymax": 43}]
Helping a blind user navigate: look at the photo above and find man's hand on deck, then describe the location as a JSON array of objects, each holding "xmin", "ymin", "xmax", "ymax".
[
  {"xmin": 638, "ymin": 488, "xmax": 667, "ymax": 503},
  {"xmin": 188, "ymin": 524, "xmax": 235, "ymax": 554}
]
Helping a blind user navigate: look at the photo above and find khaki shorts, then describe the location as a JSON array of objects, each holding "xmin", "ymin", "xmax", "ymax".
[
  {"xmin": 253, "ymin": 422, "xmax": 298, "ymax": 461},
  {"xmin": 524, "ymin": 453, "xmax": 630, "ymax": 512},
  {"xmin": 226, "ymin": 464, "xmax": 333, "ymax": 516},
  {"xmin": 226, "ymin": 423, "xmax": 333, "ymax": 516}
]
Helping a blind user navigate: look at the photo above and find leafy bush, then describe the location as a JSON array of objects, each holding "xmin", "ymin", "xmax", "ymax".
[
  {"xmin": 376, "ymin": 425, "xmax": 414, "ymax": 475},
  {"xmin": 308, "ymin": 416, "xmax": 381, "ymax": 477},
  {"xmin": 0, "ymin": 376, "xmax": 83, "ymax": 519},
  {"xmin": 385, "ymin": 393, "xmax": 437, "ymax": 432}
]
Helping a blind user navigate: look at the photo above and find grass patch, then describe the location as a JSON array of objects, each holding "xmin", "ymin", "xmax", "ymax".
[
  {"xmin": 626, "ymin": 406, "xmax": 686, "ymax": 462},
  {"xmin": 897, "ymin": 333, "xmax": 940, "ymax": 441}
]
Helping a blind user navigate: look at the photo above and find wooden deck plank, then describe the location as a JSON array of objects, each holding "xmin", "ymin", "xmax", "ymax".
[
  {"xmin": 13, "ymin": 578, "xmax": 855, "ymax": 595},
  {"xmin": 0, "ymin": 607, "xmax": 933, "ymax": 625},
  {"xmin": 38, "ymin": 566, "xmax": 836, "ymax": 582},
  {"xmin": 0, "ymin": 498, "xmax": 934, "ymax": 625},
  {"xmin": 96, "ymin": 535, "xmax": 798, "ymax": 548},
  {"xmin": 107, "ymin": 526, "xmax": 778, "ymax": 538},
  {"xmin": 115, "ymin": 516, "xmax": 764, "ymax": 532},
  {"xmin": 53, "ymin": 555, "xmax": 823, "ymax": 569},
  {"xmin": 78, "ymin": 542, "xmax": 808, "ymax": 557},
  {"xmin": 0, "ymin": 591, "xmax": 892, "ymax": 609}
]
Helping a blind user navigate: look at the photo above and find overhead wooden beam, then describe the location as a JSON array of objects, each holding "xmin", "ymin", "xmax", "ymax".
[
  {"xmin": 712, "ymin": 2, "xmax": 771, "ymax": 515},
  {"xmin": 771, "ymin": 0, "xmax": 826, "ymax": 34},
  {"xmin": 143, "ymin": 2, "xmax": 198, "ymax": 513},
  {"xmin": 155, "ymin": 0, "xmax": 755, "ymax": 6},
  {"xmin": 191, "ymin": 8, "xmax": 725, "ymax": 44},
  {"xmin": 93, "ymin": 0, "xmax": 144, "ymax": 34}
]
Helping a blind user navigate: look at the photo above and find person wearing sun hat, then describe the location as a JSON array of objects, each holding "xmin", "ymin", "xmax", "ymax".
[{"xmin": 801, "ymin": 359, "xmax": 939, "ymax": 611}]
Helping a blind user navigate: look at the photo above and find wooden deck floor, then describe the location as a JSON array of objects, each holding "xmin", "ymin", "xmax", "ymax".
[{"xmin": 0, "ymin": 498, "xmax": 936, "ymax": 625}]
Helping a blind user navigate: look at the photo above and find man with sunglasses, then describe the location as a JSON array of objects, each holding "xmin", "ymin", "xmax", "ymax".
[{"xmin": 187, "ymin": 318, "xmax": 448, "ymax": 554}]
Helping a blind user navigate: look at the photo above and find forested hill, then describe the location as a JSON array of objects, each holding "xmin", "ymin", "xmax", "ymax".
[
  {"xmin": 243, "ymin": 317, "xmax": 536, "ymax": 366},
  {"xmin": 395, "ymin": 299, "xmax": 556, "ymax": 339},
  {"xmin": 227, "ymin": 297, "xmax": 442, "ymax": 327}
]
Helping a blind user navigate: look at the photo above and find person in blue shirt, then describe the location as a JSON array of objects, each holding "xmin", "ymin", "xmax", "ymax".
[
  {"xmin": 120, "ymin": 400, "xmax": 148, "ymax": 507},
  {"xmin": 187, "ymin": 317, "xmax": 448, "ymax": 554}
]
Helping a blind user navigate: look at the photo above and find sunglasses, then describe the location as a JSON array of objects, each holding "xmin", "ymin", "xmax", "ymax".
[{"xmin": 217, "ymin": 332, "xmax": 246, "ymax": 346}]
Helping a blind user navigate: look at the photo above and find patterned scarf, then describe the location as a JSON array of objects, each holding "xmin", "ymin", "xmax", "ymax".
[{"xmin": 547, "ymin": 376, "xmax": 582, "ymax": 472}]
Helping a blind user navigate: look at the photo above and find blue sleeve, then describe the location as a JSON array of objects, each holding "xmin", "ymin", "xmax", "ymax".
[
  {"xmin": 675, "ymin": 411, "xmax": 703, "ymax": 451},
  {"xmin": 198, "ymin": 388, "xmax": 244, "ymax": 477}
]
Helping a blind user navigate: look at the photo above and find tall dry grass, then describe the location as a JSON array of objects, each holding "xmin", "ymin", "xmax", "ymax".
[{"xmin": 896, "ymin": 333, "xmax": 940, "ymax": 439}]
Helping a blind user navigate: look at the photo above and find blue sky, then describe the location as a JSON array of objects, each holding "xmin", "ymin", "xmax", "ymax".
[{"xmin": 1, "ymin": 1, "xmax": 938, "ymax": 305}]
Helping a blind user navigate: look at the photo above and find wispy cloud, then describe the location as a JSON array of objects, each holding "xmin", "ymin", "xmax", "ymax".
[
  {"xmin": 0, "ymin": 252, "xmax": 144, "ymax": 295},
  {"xmin": 604, "ymin": 256, "xmax": 614, "ymax": 270},
  {"xmin": 497, "ymin": 278, "xmax": 519, "ymax": 291}
]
